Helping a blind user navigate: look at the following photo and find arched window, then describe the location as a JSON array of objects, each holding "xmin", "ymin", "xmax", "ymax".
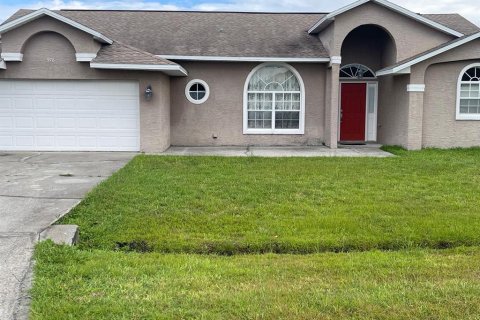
[
  {"xmin": 244, "ymin": 63, "xmax": 305, "ymax": 134},
  {"xmin": 340, "ymin": 64, "xmax": 376, "ymax": 79},
  {"xmin": 457, "ymin": 64, "xmax": 480, "ymax": 120}
]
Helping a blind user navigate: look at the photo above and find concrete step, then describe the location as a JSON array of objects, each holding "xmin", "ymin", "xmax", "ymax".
[{"xmin": 39, "ymin": 225, "xmax": 79, "ymax": 246}]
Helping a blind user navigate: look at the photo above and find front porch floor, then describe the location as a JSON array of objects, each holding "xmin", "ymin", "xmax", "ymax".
[{"xmin": 159, "ymin": 145, "xmax": 392, "ymax": 157}]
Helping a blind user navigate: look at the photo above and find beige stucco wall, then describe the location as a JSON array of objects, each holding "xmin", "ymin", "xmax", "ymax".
[
  {"xmin": 1, "ymin": 16, "xmax": 101, "ymax": 55},
  {"xmin": 377, "ymin": 75, "xmax": 410, "ymax": 147},
  {"xmin": 406, "ymin": 40, "xmax": 480, "ymax": 149},
  {"xmin": 170, "ymin": 62, "xmax": 326, "ymax": 146},
  {"xmin": 322, "ymin": 2, "xmax": 454, "ymax": 62},
  {"xmin": 423, "ymin": 61, "xmax": 480, "ymax": 148},
  {"xmin": 0, "ymin": 31, "xmax": 170, "ymax": 153}
]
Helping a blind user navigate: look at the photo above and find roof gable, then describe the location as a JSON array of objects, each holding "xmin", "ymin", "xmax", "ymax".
[
  {"xmin": 0, "ymin": 8, "xmax": 113, "ymax": 44},
  {"xmin": 308, "ymin": 0, "xmax": 464, "ymax": 37}
]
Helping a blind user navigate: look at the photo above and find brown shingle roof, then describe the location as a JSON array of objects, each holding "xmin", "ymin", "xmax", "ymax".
[
  {"xmin": 421, "ymin": 14, "xmax": 480, "ymax": 35},
  {"xmin": 3, "ymin": 10, "xmax": 328, "ymax": 58},
  {"xmin": 60, "ymin": 10, "xmax": 329, "ymax": 58},
  {"xmin": 92, "ymin": 41, "xmax": 177, "ymax": 65},
  {"xmin": 2, "ymin": 9, "xmax": 479, "ymax": 59}
]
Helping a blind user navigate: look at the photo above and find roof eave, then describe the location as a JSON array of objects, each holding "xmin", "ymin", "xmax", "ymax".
[
  {"xmin": 0, "ymin": 8, "xmax": 113, "ymax": 44},
  {"xmin": 308, "ymin": 18, "xmax": 334, "ymax": 34},
  {"xmin": 89, "ymin": 62, "xmax": 188, "ymax": 76},
  {"xmin": 156, "ymin": 55, "xmax": 330, "ymax": 63},
  {"xmin": 308, "ymin": 0, "xmax": 464, "ymax": 37}
]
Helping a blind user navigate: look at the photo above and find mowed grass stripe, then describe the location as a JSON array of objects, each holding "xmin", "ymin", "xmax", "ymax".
[
  {"xmin": 60, "ymin": 147, "xmax": 480, "ymax": 254},
  {"xmin": 31, "ymin": 243, "xmax": 480, "ymax": 320}
]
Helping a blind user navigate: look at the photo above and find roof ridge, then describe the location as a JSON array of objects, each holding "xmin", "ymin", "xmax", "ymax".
[{"xmin": 58, "ymin": 9, "xmax": 328, "ymax": 14}]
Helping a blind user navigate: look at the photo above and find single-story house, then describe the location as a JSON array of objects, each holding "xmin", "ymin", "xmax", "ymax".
[{"xmin": 0, "ymin": 0, "xmax": 479, "ymax": 152}]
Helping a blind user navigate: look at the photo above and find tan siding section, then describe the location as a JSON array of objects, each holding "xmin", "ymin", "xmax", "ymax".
[{"xmin": 170, "ymin": 62, "xmax": 326, "ymax": 146}]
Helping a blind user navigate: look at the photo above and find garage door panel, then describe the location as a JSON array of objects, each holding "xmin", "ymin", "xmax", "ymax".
[
  {"xmin": 0, "ymin": 117, "xmax": 13, "ymax": 128},
  {"xmin": 15, "ymin": 136, "xmax": 34, "ymax": 147},
  {"xmin": 15, "ymin": 117, "xmax": 34, "ymax": 128},
  {"xmin": 36, "ymin": 118, "xmax": 55, "ymax": 128},
  {"xmin": 0, "ymin": 98, "xmax": 13, "ymax": 109},
  {"xmin": 36, "ymin": 136, "xmax": 56, "ymax": 147},
  {"xmin": 0, "ymin": 80, "xmax": 140, "ymax": 151},
  {"xmin": 0, "ymin": 81, "xmax": 13, "ymax": 92},
  {"xmin": 0, "ymin": 136, "xmax": 13, "ymax": 146}
]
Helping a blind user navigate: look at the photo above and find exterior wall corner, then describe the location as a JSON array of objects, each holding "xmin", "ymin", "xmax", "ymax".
[
  {"xmin": 324, "ymin": 63, "xmax": 340, "ymax": 149},
  {"xmin": 139, "ymin": 76, "xmax": 171, "ymax": 153}
]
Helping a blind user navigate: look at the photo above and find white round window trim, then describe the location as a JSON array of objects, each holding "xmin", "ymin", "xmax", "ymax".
[{"xmin": 185, "ymin": 79, "xmax": 210, "ymax": 104}]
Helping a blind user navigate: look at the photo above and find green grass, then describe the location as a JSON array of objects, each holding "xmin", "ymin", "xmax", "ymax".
[
  {"xmin": 31, "ymin": 242, "xmax": 480, "ymax": 320},
  {"xmin": 60, "ymin": 148, "xmax": 480, "ymax": 254}
]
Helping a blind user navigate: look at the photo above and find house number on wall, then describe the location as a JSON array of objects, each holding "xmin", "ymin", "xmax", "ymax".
[{"xmin": 46, "ymin": 58, "xmax": 55, "ymax": 63}]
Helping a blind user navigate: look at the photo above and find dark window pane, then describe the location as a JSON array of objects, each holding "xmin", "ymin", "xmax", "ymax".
[
  {"xmin": 275, "ymin": 111, "xmax": 300, "ymax": 129},
  {"xmin": 188, "ymin": 82, "xmax": 208, "ymax": 101}
]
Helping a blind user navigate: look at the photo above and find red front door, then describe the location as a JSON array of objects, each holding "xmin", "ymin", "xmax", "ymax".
[{"xmin": 340, "ymin": 83, "xmax": 367, "ymax": 141}]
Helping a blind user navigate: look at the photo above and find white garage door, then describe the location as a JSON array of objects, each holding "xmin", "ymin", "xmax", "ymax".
[{"xmin": 0, "ymin": 80, "xmax": 140, "ymax": 151}]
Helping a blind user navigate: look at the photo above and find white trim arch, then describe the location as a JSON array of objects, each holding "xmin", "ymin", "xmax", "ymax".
[
  {"xmin": 340, "ymin": 63, "xmax": 376, "ymax": 79},
  {"xmin": 243, "ymin": 63, "xmax": 306, "ymax": 135},
  {"xmin": 456, "ymin": 63, "xmax": 480, "ymax": 120}
]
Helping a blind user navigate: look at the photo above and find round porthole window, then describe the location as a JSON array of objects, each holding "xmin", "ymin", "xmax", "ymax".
[{"xmin": 185, "ymin": 79, "xmax": 210, "ymax": 104}]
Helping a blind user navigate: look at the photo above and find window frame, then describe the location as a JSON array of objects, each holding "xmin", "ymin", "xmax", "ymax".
[
  {"xmin": 243, "ymin": 63, "xmax": 305, "ymax": 135},
  {"xmin": 456, "ymin": 63, "xmax": 480, "ymax": 120},
  {"xmin": 185, "ymin": 79, "xmax": 210, "ymax": 104},
  {"xmin": 340, "ymin": 63, "xmax": 376, "ymax": 80}
]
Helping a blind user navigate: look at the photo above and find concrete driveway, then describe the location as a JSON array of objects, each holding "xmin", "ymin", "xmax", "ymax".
[{"xmin": 0, "ymin": 152, "xmax": 135, "ymax": 320}]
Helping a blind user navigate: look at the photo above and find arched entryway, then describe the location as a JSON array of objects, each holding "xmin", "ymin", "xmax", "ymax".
[{"xmin": 339, "ymin": 25, "xmax": 396, "ymax": 143}]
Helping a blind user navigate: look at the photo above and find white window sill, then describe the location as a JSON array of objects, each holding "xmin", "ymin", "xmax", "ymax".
[
  {"xmin": 243, "ymin": 129, "xmax": 304, "ymax": 135},
  {"xmin": 456, "ymin": 115, "xmax": 480, "ymax": 121}
]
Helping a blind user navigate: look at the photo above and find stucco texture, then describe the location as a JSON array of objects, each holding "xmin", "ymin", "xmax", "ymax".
[
  {"xmin": 326, "ymin": 2, "xmax": 455, "ymax": 61},
  {"xmin": 376, "ymin": 75, "xmax": 410, "ymax": 147},
  {"xmin": 1, "ymin": 16, "xmax": 101, "ymax": 55},
  {"xmin": 408, "ymin": 39, "xmax": 480, "ymax": 149},
  {"xmin": 0, "ymin": 29, "xmax": 171, "ymax": 153},
  {"xmin": 170, "ymin": 62, "xmax": 326, "ymax": 146},
  {"xmin": 423, "ymin": 61, "xmax": 480, "ymax": 148}
]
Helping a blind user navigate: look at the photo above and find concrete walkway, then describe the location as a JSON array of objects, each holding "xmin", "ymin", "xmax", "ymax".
[
  {"xmin": 161, "ymin": 145, "xmax": 393, "ymax": 157},
  {"xmin": 0, "ymin": 152, "xmax": 134, "ymax": 320}
]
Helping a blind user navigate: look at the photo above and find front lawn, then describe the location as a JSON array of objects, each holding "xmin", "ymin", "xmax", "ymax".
[
  {"xmin": 60, "ymin": 148, "xmax": 480, "ymax": 254},
  {"xmin": 31, "ymin": 242, "xmax": 480, "ymax": 320}
]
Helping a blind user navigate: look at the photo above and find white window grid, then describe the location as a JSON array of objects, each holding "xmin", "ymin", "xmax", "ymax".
[
  {"xmin": 460, "ymin": 81, "xmax": 480, "ymax": 115},
  {"xmin": 247, "ymin": 91, "xmax": 301, "ymax": 130}
]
